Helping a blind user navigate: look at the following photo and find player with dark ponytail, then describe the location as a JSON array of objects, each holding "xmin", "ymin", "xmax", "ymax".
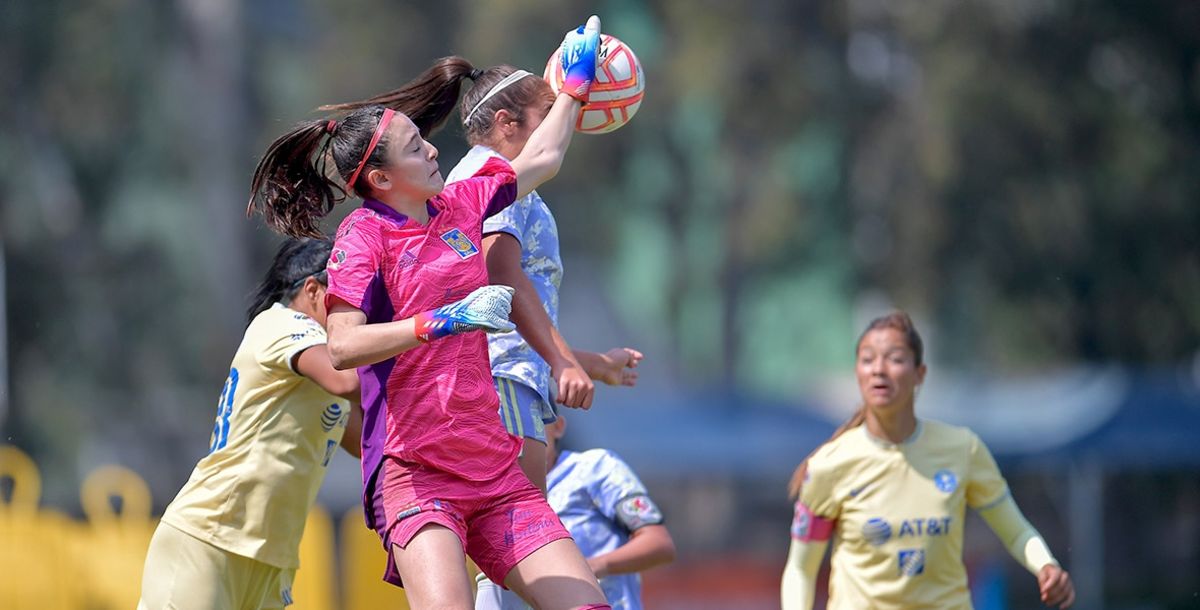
[
  {"xmin": 246, "ymin": 15, "xmax": 612, "ymax": 610},
  {"xmin": 139, "ymin": 237, "xmax": 362, "ymax": 610}
]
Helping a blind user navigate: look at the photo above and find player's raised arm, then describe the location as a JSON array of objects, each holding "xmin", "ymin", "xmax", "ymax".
[{"xmin": 509, "ymin": 15, "xmax": 600, "ymax": 198}]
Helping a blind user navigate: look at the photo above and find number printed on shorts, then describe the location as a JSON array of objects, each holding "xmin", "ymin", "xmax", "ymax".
[{"xmin": 209, "ymin": 368, "xmax": 239, "ymax": 452}]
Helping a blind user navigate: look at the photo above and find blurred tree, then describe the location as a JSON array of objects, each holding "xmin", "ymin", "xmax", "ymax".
[{"xmin": 0, "ymin": 0, "xmax": 1197, "ymax": 501}]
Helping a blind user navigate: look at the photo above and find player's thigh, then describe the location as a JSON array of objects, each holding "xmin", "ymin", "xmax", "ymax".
[
  {"xmin": 517, "ymin": 439, "xmax": 548, "ymax": 494},
  {"xmin": 138, "ymin": 523, "xmax": 237, "ymax": 610},
  {"xmin": 391, "ymin": 523, "xmax": 474, "ymax": 609},
  {"xmin": 503, "ymin": 538, "xmax": 607, "ymax": 610}
]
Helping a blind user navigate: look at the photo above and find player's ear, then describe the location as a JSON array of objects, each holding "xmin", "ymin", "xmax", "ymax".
[
  {"xmin": 915, "ymin": 363, "xmax": 927, "ymax": 386},
  {"xmin": 365, "ymin": 166, "xmax": 391, "ymax": 193},
  {"xmin": 302, "ymin": 276, "xmax": 323, "ymax": 301},
  {"xmin": 492, "ymin": 109, "xmax": 517, "ymax": 135}
]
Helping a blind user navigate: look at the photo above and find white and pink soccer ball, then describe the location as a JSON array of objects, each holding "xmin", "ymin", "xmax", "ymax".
[{"xmin": 544, "ymin": 34, "xmax": 645, "ymax": 134}]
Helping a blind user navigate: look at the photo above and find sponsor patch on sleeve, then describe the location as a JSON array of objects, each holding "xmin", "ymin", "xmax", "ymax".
[{"xmin": 615, "ymin": 494, "xmax": 664, "ymax": 531}]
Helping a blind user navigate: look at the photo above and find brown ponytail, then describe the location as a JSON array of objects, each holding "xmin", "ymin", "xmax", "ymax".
[
  {"xmin": 319, "ymin": 56, "xmax": 477, "ymax": 137},
  {"xmin": 321, "ymin": 56, "xmax": 555, "ymax": 146},
  {"xmin": 246, "ymin": 119, "xmax": 342, "ymax": 239},
  {"xmin": 248, "ymin": 105, "xmax": 401, "ymax": 238},
  {"xmin": 787, "ymin": 311, "xmax": 925, "ymax": 500}
]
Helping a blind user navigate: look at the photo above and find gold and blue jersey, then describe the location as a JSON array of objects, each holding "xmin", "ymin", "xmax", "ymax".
[
  {"xmin": 798, "ymin": 420, "xmax": 1009, "ymax": 609},
  {"xmin": 160, "ymin": 303, "xmax": 350, "ymax": 569}
]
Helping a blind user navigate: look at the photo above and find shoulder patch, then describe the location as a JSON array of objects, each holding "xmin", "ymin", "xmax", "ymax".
[{"xmin": 615, "ymin": 494, "xmax": 664, "ymax": 531}]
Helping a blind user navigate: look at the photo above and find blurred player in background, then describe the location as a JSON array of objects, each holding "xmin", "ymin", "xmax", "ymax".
[
  {"xmin": 781, "ymin": 312, "xmax": 1075, "ymax": 610},
  {"xmin": 247, "ymin": 15, "xmax": 614, "ymax": 610},
  {"xmin": 138, "ymin": 237, "xmax": 363, "ymax": 610},
  {"xmin": 477, "ymin": 414, "xmax": 676, "ymax": 610}
]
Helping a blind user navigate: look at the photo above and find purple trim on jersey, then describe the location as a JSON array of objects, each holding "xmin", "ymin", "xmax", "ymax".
[
  {"xmin": 482, "ymin": 176, "xmax": 518, "ymax": 220},
  {"xmin": 355, "ymin": 269, "xmax": 396, "ymax": 531},
  {"xmin": 364, "ymin": 198, "xmax": 438, "ymax": 224}
]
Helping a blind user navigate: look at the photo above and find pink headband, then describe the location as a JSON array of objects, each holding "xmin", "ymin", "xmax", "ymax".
[{"xmin": 345, "ymin": 108, "xmax": 395, "ymax": 190}]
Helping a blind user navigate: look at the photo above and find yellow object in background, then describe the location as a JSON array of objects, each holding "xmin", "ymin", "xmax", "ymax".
[
  {"xmin": 76, "ymin": 464, "xmax": 156, "ymax": 610},
  {"xmin": 0, "ymin": 446, "xmax": 80, "ymax": 609},
  {"xmin": 340, "ymin": 507, "xmax": 412, "ymax": 610},
  {"xmin": 0, "ymin": 447, "xmax": 489, "ymax": 609},
  {"xmin": 292, "ymin": 505, "xmax": 337, "ymax": 610}
]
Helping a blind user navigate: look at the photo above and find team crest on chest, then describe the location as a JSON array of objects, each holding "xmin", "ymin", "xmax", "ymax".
[
  {"xmin": 933, "ymin": 469, "xmax": 958, "ymax": 493},
  {"xmin": 440, "ymin": 228, "xmax": 479, "ymax": 259}
]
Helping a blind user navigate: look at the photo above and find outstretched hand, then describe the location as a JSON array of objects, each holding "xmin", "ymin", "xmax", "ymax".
[
  {"xmin": 413, "ymin": 285, "xmax": 516, "ymax": 343},
  {"xmin": 559, "ymin": 15, "xmax": 602, "ymax": 101},
  {"xmin": 595, "ymin": 347, "xmax": 643, "ymax": 387}
]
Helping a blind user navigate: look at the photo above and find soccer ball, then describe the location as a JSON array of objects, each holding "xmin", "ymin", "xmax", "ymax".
[{"xmin": 544, "ymin": 34, "xmax": 645, "ymax": 134}]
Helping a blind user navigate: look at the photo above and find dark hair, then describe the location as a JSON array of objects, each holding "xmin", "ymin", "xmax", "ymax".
[
  {"xmin": 248, "ymin": 57, "xmax": 480, "ymax": 239},
  {"xmin": 322, "ymin": 56, "xmax": 554, "ymax": 147},
  {"xmin": 247, "ymin": 237, "xmax": 333, "ymax": 323},
  {"xmin": 787, "ymin": 312, "xmax": 925, "ymax": 499},
  {"xmin": 319, "ymin": 55, "xmax": 477, "ymax": 137}
]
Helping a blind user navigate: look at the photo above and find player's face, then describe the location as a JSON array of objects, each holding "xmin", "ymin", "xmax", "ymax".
[
  {"xmin": 511, "ymin": 95, "xmax": 555, "ymax": 152},
  {"xmin": 371, "ymin": 115, "xmax": 443, "ymax": 200},
  {"xmin": 855, "ymin": 328, "xmax": 926, "ymax": 411}
]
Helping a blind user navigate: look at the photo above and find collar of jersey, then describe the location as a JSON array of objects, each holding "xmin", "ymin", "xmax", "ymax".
[
  {"xmin": 363, "ymin": 198, "xmax": 438, "ymax": 225},
  {"xmin": 862, "ymin": 419, "xmax": 924, "ymax": 450}
]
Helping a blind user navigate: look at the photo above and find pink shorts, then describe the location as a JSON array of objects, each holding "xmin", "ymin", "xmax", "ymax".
[{"xmin": 375, "ymin": 456, "xmax": 571, "ymax": 587}]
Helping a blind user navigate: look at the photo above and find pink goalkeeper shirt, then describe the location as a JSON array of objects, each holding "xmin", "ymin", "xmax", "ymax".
[{"xmin": 326, "ymin": 157, "xmax": 522, "ymax": 490}]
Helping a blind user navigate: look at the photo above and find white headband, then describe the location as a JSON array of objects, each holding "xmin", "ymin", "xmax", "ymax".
[{"xmin": 464, "ymin": 70, "xmax": 535, "ymax": 125}]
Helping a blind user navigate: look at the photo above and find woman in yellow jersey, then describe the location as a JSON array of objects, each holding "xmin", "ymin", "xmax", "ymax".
[
  {"xmin": 139, "ymin": 238, "xmax": 363, "ymax": 610},
  {"xmin": 781, "ymin": 312, "xmax": 1075, "ymax": 610}
]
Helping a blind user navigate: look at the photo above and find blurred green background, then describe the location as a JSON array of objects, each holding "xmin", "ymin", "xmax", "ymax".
[{"xmin": 2, "ymin": 0, "xmax": 1199, "ymax": 608}]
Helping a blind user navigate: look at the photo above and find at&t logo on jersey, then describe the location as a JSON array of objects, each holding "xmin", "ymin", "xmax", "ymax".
[
  {"xmin": 440, "ymin": 228, "xmax": 479, "ymax": 259},
  {"xmin": 320, "ymin": 403, "xmax": 346, "ymax": 432},
  {"xmin": 862, "ymin": 516, "xmax": 953, "ymax": 545},
  {"xmin": 863, "ymin": 518, "xmax": 893, "ymax": 545}
]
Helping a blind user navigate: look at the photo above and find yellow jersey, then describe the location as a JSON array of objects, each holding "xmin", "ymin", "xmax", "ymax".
[
  {"xmin": 161, "ymin": 303, "xmax": 350, "ymax": 569},
  {"xmin": 799, "ymin": 419, "xmax": 1009, "ymax": 610}
]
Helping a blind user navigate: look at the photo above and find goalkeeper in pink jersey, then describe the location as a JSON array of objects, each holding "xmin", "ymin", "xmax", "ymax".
[{"xmin": 247, "ymin": 16, "xmax": 612, "ymax": 610}]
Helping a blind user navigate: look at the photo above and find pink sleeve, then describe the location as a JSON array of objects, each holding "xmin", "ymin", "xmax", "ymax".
[
  {"xmin": 791, "ymin": 500, "xmax": 835, "ymax": 542},
  {"xmin": 441, "ymin": 156, "xmax": 518, "ymax": 220},
  {"xmin": 325, "ymin": 216, "xmax": 382, "ymax": 312}
]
